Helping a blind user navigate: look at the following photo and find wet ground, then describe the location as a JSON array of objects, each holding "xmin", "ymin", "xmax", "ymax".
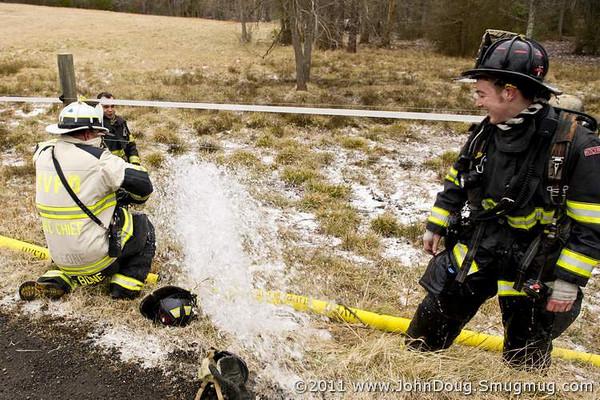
[{"xmin": 0, "ymin": 311, "xmax": 199, "ymax": 400}]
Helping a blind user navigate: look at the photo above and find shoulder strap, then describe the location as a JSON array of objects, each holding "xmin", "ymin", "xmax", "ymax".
[
  {"xmin": 50, "ymin": 147, "xmax": 108, "ymax": 230},
  {"xmin": 547, "ymin": 111, "xmax": 578, "ymax": 206}
]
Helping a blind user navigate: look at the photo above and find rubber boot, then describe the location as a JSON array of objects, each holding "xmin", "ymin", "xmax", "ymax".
[{"xmin": 19, "ymin": 281, "xmax": 65, "ymax": 301}]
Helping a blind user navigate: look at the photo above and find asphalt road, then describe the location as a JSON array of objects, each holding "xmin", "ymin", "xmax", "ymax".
[{"xmin": 0, "ymin": 311, "xmax": 199, "ymax": 400}]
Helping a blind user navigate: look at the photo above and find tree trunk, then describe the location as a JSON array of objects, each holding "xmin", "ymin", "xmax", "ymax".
[
  {"xmin": 289, "ymin": 0, "xmax": 314, "ymax": 90},
  {"xmin": 279, "ymin": 0, "xmax": 293, "ymax": 45},
  {"xmin": 240, "ymin": 0, "xmax": 250, "ymax": 43},
  {"xmin": 557, "ymin": 0, "xmax": 566, "ymax": 40},
  {"xmin": 382, "ymin": 0, "xmax": 396, "ymax": 47},
  {"xmin": 526, "ymin": 0, "xmax": 537, "ymax": 38},
  {"xmin": 347, "ymin": 0, "xmax": 359, "ymax": 52},
  {"xmin": 359, "ymin": 0, "xmax": 370, "ymax": 44}
]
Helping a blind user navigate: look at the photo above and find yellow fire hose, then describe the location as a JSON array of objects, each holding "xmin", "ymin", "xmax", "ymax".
[
  {"xmin": 0, "ymin": 234, "xmax": 50, "ymax": 260},
  {"xmin": 255, "ymin": 290, "xmax": 600, "ymax": 368},
  {"xmin": 2, "ymin": 234, "xmax": 599, "ymax": 367}
]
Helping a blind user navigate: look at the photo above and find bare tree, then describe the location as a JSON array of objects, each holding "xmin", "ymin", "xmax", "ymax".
[
  {"xmin": 526, "ymin": 0, "xmax": 537, "ymax": 37},
  {"xmin": 347, "ymin": 0, "xmax": 359, "ymax": 52},
  {"xmin": 289, "ymin": 0, "xmax": 316, "ymax": 90},
  {"xmin": 239, "ymin": 0, "xmax": 251, "ymax": 43},
  {"xmin": 381, "ymin": 0, "xmax": 396, "ymax": 47},
  {"xmin": 359, "ymin": 0, "xmax": 370, "ymax": 43}
]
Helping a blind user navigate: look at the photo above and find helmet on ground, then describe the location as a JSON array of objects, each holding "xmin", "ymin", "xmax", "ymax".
[
  {"xmin": 461, "ymin": 35, "xmax": 561, "ymax": 96},
  {"xmin": 46, "ymin": 101, "xmax": 109, "ymax": 135},
  {"xmin": 197, "ymin": 349, "xmax": 251, "ymax": 400},
  {"xmin": 140, "ymin": 285, "xmax": 197, "ymax": 326}
]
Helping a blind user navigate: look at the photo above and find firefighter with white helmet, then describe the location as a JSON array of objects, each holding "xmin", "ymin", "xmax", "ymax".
[{"xmin": 19, "ymin": 100, "xmax": 156, "ymax": 300}]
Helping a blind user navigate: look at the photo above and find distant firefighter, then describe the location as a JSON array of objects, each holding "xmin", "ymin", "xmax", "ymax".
[{"xmin": 97, "ymin": 91, "xmax": 141, "ymax": 165}]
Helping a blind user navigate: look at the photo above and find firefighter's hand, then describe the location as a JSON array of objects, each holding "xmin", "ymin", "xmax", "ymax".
[
  {"xmin": 423, "ymin": 230, "xmax": 442, "ymax": 255},
  {"xmin": 546, "ymin": 279, "xmax": 578, "ymax": 313}
]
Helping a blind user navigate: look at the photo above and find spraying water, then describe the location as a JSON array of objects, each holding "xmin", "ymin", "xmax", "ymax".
[{"xmin": 156, "ymin": 156, "xmax": 324, "ymax": 390}]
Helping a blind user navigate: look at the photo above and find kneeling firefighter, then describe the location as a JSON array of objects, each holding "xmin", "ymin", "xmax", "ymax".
[
  {"xmin": 406, "ymin": 31, "xmax": 600, "ymax": 371},
  {"xmin": 19, "ymin": 100, "xmax": 156, "ymax": 301}
]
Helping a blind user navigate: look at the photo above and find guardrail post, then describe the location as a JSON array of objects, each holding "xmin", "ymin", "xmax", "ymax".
[{"xmin": 57, "ymin": 53, "xmax": 77, "ymax": 105}]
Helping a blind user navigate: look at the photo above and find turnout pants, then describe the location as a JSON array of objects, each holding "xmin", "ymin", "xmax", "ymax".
[
  {"xmin": 406, "ymin": 248, "xmax": 582, "ymax": 371},
  {"xmin": 38, "ymin": 213, "xmax": 156, "ymax": 299}
]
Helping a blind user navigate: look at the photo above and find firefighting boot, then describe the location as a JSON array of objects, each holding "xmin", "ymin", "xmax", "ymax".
[{"xmin": 19, "ymin": 281, "xmax": 65, "ymax": 301}]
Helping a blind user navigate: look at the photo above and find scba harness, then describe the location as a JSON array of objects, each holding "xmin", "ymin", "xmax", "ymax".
[{"xmin": 452, "ymin": 106, "xmax": 598, "ymax": 290}]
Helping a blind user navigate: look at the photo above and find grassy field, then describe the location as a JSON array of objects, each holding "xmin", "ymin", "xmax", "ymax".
[{"xmin": 1, "ymin": 3, "xmax": 600, "ymax": 399}]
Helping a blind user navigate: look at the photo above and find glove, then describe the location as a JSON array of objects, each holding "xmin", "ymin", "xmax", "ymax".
[{"xmin": 546, "ymin": 279, "xmax": 578, "ymax": 313}]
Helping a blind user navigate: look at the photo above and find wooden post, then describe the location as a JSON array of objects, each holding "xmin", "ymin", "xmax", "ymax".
[{"xmin": 57, "ymin": 53, "xmax": 77, "ymax": 105}]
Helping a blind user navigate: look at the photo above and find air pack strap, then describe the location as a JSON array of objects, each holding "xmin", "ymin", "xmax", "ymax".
[{"xmin": 547, "ymin": 112, "xmax": 578, "ymax": 206}]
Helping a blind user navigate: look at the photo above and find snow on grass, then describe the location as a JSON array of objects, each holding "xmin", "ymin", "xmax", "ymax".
[
  {"xmin": 14, "ymin": 107, "xmax": 47, "ymax": 118},
  {"xmin": 91, "ymin": 325, "xmax": 170, "ymax": 368},
  {"xmin": 0, "ymin": 149, "xmax": 25, "ymax": 166}
]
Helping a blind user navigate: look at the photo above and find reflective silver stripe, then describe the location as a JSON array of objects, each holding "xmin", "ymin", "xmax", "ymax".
[
  {"xmin": 506, "ymin": 208, "xmax": 555, "ymax": 230},
  {"xmin": 37, "ymin": 193, "xmax": 116, "ymax": 219},
  {"xmin": 58, "ymin": 255, "xmax": 115, "ymax": 276},
  {"xmin": 110, "ymin": 273, "xmax": 144, "ymax": 291},
  {"xmin": 566, "ymin": 200, "xmax": 600, "ymax": 224},
  {"xmin": 556, "ymin": 248, "xmax": 597, "ymax": 278},
  {"xmin": 428, "ymin": 206, "xmax": 450, "ymax": 228},
  {"xmin": 497, "ymin": 280, "xmax": 527, "ymax": 296}
]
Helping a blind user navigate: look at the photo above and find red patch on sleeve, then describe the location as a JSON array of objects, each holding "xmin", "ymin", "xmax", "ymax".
[{"xmin": 584, "ymin": 146, "xmax": 600, "ymax": 157}]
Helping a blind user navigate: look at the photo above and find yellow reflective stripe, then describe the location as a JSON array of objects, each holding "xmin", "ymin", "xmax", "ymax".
[
  {"xmin": 128, "ymin": 163, "xmax": 147, "ymax": 172},
  {"xmin": 58, "ymin": 255, "xmax": 115, "ymax": 276},
  {"xmin": 481, "ymin": 198, "xmax": 497, "ymax": 210},
  {"xmin": 428, "ymin": 206, "xmax": 450, "ymax": 228},
  {"xmin": 112, "ymin": 149, "xmax": 126, "ymax": 158},
  {"xmin": 444, "ymin": 167, "xmax": 460, "ymax": 186},
  {"xmin": 37, "ymin": 193, "xmax": 116, "ymax": 219},
  {"xmin": 120, "ymin": 209, "xmax": 134, "ymax": 246},
  {"xmin": 506, "ymin": 208, "xmax": 555, "ymax": 230},
  {"xmin": 556, "ymin": 248, "xmax": 598, "ymax": 278},
  {"xmin": 566, "ymin": 200, "xmax": 600, "ymax": 224},
  {"xmin": 128, "ymin": 155, "xmax": 141, "ymax": 165},
  {"xmin": 184, "ymin": 305, "xmax": 192, "ymax": 316},
  {"xmin": 452, "ymin": 243, "xmax": 479, "ymax": 274},
  {"xmin": 40, "ymin": 269, "xmax": 77, "ymax": 289},
  {"xmin": 129, "ymin": 192, "xmax": 150, "ymax": 202},
  {"xmin": 498, "ymin": 280, "xmax": 527, "ymax": 296},
  {"xmin": 110, "ymin": 273, "xmax": 144, "ymax": 291},
  {"xmin": 170, "ymin": 307, "xmax": 181, "ymax": 319}
]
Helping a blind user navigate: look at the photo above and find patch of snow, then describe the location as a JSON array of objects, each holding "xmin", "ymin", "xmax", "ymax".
[
  {"xmin": 1, "ymin": 149, "xmax": 26, "ymax": 166},
  {"xmin": 92, "ymin": 326, "xmax": 170, "ymax": 368},
  {"xmin": 14, "ymin": 107, "xmax": 47, "ymax": 118},
  {"xmin": 381, "ymin": 237, "xmax": 428, "ymax": 267}
]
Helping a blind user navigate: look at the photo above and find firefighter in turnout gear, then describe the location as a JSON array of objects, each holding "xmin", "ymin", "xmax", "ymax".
[
  {"xmin": 406, "ymin": 33, "xmax": 600, "ymax": 370},
  {"xmin": 19, "ymin": 101, "xmax": 156, "ymax": 301},
  {"xmin": 97, "ymin": 92, "xmax": 141, "ymax": 165}
]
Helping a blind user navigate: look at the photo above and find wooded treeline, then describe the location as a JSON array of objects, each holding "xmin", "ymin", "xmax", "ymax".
[
  {"xmin": 5, "ymin": 0, "xmax": 599, "ymax": 90},
  {"xmin": 8, "ymin": 0, "xmax": 599, "ymax": 54}
]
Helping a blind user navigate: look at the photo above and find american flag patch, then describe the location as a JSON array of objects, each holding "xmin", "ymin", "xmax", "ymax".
[{"xmin": 584, "ymin": 146, "xmax": 600, "ymax": 157}]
